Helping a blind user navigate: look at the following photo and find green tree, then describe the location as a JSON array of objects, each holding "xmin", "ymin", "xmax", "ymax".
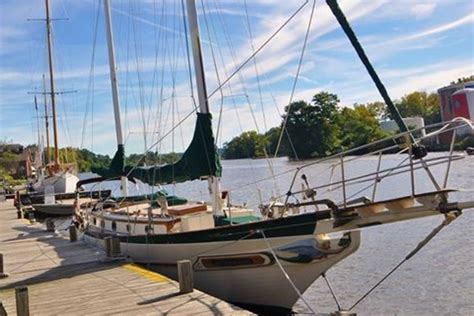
[
  {"xmin": 450, "ymin": 75, "xmax": 474, "ymax": 85},
  {"xmin": 223, "ymin": 131, "xmax": 266, "ymax": 159},
  {"xmin": 384, "ymin": 91, "xmax": 440, "ymax": 125},
  {"xmin": 282, "ymin": 92, "xmax": 340, "ymax": 159},
  {"xmin": 264, "ymin": 126, "xmax": 285, "ymax": 157},
  {"xmin": 337, "ymin": 105, "xmax": 388, "ymax": 150}
]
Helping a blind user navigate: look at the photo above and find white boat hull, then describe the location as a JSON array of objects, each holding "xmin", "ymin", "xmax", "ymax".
[{"xmin": 83, "ymin": 228, "xmax": 360, "ymax": 312}]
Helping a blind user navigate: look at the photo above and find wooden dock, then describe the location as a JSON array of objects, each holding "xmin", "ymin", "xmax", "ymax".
[{"xmin": 0, "ymin": 201, "xmax": 251, "ymax": 315}]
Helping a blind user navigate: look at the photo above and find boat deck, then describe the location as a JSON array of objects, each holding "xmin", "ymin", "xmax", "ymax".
[{"xmin": 0, "ymin": 200, "xmax": 251, "ymax": 315}]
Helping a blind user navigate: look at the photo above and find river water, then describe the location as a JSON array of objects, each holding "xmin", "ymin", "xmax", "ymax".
[
  {"xmin": 83, "ymin": 152, "xmax": 474, "ymax": 315},
  {"xmin": 164, "ymin": 152, "xmax": 474, "ymax": 315}
]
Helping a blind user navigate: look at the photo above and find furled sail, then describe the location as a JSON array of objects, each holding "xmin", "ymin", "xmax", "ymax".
[{"xmin": 93, "ymin": 113, "xmax": 221, "ymax": 185}]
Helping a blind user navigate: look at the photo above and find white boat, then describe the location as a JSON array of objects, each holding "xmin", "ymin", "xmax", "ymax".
[
  {"xmin": 32, "ymin": 171, "xmax": 79, "ymax": 195},
  {"xmin": 76, "ymin": 0, "xmax": 474, "ymax": 314}
]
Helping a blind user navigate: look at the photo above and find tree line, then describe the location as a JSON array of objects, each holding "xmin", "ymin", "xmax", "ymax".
[{"xmin": 222, "ymin": 88, "xmax": 470, "ymax": 160}]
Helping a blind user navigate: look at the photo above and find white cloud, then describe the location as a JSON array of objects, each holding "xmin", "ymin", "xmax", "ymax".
[{"xmin": 410, "ymin": 3, "xmax": 437, "ymax": 19}]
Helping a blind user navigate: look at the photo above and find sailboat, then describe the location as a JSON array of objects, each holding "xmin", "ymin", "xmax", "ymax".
[
  {"xmin": 19, "ymin": 0, "xmax": 112, "ymax": 217},
  {"xmin": 76, "ymin": 0, "xmax": 474, "ymax": 313}
]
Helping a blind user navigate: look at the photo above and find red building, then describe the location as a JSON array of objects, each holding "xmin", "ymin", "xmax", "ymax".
[{"xmin": 438, "ymin": 81, "xmax": 474, "ymax": 122}]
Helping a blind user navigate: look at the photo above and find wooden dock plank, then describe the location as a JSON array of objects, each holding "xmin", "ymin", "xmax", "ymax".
[{"xmin": 0, "ymin": 201, "xmax": 251, "ymax": 315}]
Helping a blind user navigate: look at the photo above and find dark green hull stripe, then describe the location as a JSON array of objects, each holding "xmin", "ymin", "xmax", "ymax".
[{"xmin": 85, "ymin": 211, "xmax": 331, "ymax": 244}]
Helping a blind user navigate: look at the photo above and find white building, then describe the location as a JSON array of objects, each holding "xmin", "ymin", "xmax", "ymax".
[{"xmin": 380, "ymin": 117, "xmax": 426, "ymax": 137}]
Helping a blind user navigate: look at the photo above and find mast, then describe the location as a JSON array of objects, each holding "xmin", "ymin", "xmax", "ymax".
[
  {"xmin": 42, "ymin": 74, "xmax": 51, "ymax": 165},
  {"xmin": 103, "ymin": 0, "xmax": 124, "ymax": 147},
  {"xmin": 45, "ymin": 0, "xmax": 60, "ymax": 169},
  {"xmin": 103, "ymin": 0, "xmax": 127, "ymax": 196},
  {"xmin": 186, "ymin": 0, "xmax": 222, "ymax": 215}
]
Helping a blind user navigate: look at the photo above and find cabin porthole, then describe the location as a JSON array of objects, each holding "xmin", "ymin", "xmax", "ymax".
[{"xmin": 111, "ymin": 221, "xmax": 117, "ymax": 232}]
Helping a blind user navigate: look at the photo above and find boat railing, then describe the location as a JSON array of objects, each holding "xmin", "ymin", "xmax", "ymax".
[{"xmin": 281, "ymin": 117, "xmax": 473, "ymax": 211}]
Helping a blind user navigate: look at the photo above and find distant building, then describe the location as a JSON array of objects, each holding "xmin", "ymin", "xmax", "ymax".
[
  {"xmin": 438, "ymin": 81, "xmax": 474, "ymax": 121},
  {"xmin": 0, "ymin": 144, "xmax": 33, "ymax": 179},
  {"xmin": 437, "ymin": 81, "xmax": 474, "ymax": 137},
  {"xmin": 0, "ymin": 144, "xmax": 25, "ymax": 155},
  {"xmin": 380, "ymin": 117, "xmax": 426, "ymax": 137}
]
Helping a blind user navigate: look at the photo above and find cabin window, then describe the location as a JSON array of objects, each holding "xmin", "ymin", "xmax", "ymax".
[
  {"xmin": 93, "ymin": 218, "xmax": 97, "ymax": 226},
  {"xmin": 126, "ymin": 224, "xmax": 131, "ymax": 233},
  {"xmin": 111, "ymin": 221, "xmax": 117, "ymax": 232},
  {"xmin": 194, "ymin": 253, "xmax": 274, "ymax": 271},
  {"xmin": 202, "ymin": 256, "xmax": 265, "ymax": 268},
  {"xmin": 100, "ymin": 219, "xmax": 105, "ymax": 229}
]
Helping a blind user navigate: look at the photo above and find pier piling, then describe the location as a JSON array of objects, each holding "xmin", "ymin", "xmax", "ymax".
[
  {"xmin": 177, "ymin": 260, "xmax": 193, "ymax": 293},
  {"xmin": 0, "ymin": 253, "xmax": 8, "ymax": 278},
  {"xmin": 45, "ymin": 218, "xmax": 55, "ymax": 232},
  {"xmin": 68, "ymin": 225, "xmax": 77, "ymax": 242},
  {"xmin": 15, "ymin": 286, "xmax": 29, "ymax": 316}
]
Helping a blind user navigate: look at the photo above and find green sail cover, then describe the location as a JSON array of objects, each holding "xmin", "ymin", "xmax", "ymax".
[
  {"xmin": 94, "ymin": 113, "xmax": 221, "ymax": 185},
  {"xmin": 126, "ymin": 113, "xmax": 222, "ymax": 185}
]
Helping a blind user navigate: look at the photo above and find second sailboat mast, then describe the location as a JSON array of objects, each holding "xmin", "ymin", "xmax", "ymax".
[{"xmin": 45, "ymin": 0, "xmax": 60, "ymax": 169}]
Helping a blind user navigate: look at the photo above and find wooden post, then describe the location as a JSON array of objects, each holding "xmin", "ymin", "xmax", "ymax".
[
  {"xmin": 177, "ymin": 260, "xmax": 193, "ymax": 293},
  {"xmin": 15, "ymin": 286, "xmax": 29, "ymax": 316},
  {"xmin": 104, "ymin": 236, "xmax": 112, "ymax": 257},
  {"xmin": 45, "ymin": 218, "xmax": 55, "ymax": 232},
  {"xmin": 0, "ymin": 253, "xmax": 8, "ymax": 278},
  {"xmin": 0, "ymin": 300, "xmax": 7, "ymax": 316},
  {"xmin": 69, "ymin": 225, "xmax": 77, "ymax": 242}
]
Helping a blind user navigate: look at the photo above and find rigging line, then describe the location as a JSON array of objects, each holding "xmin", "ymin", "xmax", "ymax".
[
  {"xmin": 199, "ymin": 0, "xmax": 225, "ymax": 144},
  {"xmin": 180, "ymin": 0, "xmax": 197, "ymax": 109},
  {"xmin": 240, "ymin": 0, "xmax": 282, "ymax": 197},
  {"xmin": 81, "ymin": 0, "xmax": 101, "ymax": 149},
  {"xmin": 121, "ymin": 1, "xmax": 305, "ymax": 184},
  {"xmin": 349, "ymin": 215, "xmax": 459, "ymax": 311},
  {"xmin": 210, "ymin": 1, "xmax": 269, "ymax": 194},
  {"xmin": 243, "ymin": 0, "xmax": 268, "ymax": 134},
  {"xmin": 207, "ymin": 0, "xmax": 309, "ymax": 100},
  {"xmin": 130, "ymin": 2, "xmax": 149, "ymax": 152},
  {"xmin": 154, "ymin": 1, "xmax": 168, "ymax": 157},
  {"xmin": 260, "ymin": 230, "xmax": 317, "ymax": 315},
  {"xmin": 147, "ymin": 0, "xmax": 164, "ymax": 140},
  {"xmin": 274, "ymin": 0, "xmax": 317, "ymax": 160},
  {"xmin": 322, "ymin": 273, "xmax": 342, "ymax": 311},
  {"xmin": 123, "ymin": 0, "xmax": 133, "ymax": 142},
  {"xmin": 125, "ymin": 106, "xmax": 198, "ymax": 176}
]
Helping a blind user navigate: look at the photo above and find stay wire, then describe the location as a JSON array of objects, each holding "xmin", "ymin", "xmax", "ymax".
[
  {"xmin": 80, "ymin": 0, "xmax": 101, "ymax": 150},
  {"xmin": 348, "ymin": 215, "xmax": 458, "ymax": 311},
  {"xmin": 207, "ymin": 0, "xmax": 309, "ymax": 100},
  {"xmin": 199, "ymin": 0, "xmax": 224, "ymax": 143},
  {"xmin": 274, "ymin": 0, "xmax": 317, "ymax": 160}
]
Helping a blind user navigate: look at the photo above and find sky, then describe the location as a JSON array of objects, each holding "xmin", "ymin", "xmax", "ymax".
[{"xmin": 0, "ymin": 0, "xmax": 473, "ymax": 157}]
